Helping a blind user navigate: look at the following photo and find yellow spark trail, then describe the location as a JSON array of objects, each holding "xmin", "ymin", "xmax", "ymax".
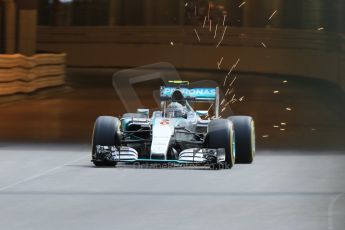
[
  {"xmin": 216, "ymin": 26, "xmax": 227, "ymax": 48},
  {"xmin": 203, "ymin": 16, "xmax": 207, "ymax": 28},
  {"xmin": 238, "ymin": 2, "xmax": 246, "ymax": 8},
  {"xmin": 268, "ymin": 10, "xmax": 277, "ymax": 20},
  {"xmin": 194, "ymin": 29, "xmax": 201, "ymax": 42},
  {"xmin": 217, "ymin": 56, "xmax": 223, "ymax": 69},
  {"xmin": 214, "ymin": 24, "xmax": 218, "ymax": 39}
]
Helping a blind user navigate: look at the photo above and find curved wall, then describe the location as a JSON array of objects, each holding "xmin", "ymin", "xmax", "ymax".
[{"xmin": 36, "ymin": 26, "xmax": 345, "ymax": 91}]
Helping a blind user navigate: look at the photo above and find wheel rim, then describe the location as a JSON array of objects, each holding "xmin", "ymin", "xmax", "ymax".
[
  {"xmin": 232, "ymin": 128, "xmax": 236, "ymax": 160},
  {"xmin": 229, "ymin": 123, "xmax": 235, "ymax": 165},
  {"xmin": 251, "ymin": 120, "xmax": 256, "ymax": 157}
]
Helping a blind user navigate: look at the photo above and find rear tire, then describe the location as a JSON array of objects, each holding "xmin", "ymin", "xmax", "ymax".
[
  {"xmin": 228, "ymin": 116, "xmax": 255, "ymax": 164},
  {"xmin": 92, "ymin": 116, "xmax": 121, "ymax": 167},
  {"xmin": 205, "ymin": 119, "xmax": 235, "ymax": 169}
]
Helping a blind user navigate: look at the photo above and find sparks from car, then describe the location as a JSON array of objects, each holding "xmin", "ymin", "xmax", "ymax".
[
  {"xmin": 194, "ymin": 29, "xmax": 201, "ymax": 42},
  {"xmin": 217, "ymin": 56, "xmax": 223, "ymax": 69},
  {"xmin": 238, "ymin": 2, "xmax": 246, "ymax": 8},
  {"xmin": 268, "ymin": 10, "xmax": 277, "ymax": 20},
  {"xmin": 216, "ymin": 26, "xmax": 227, "ymax": 48},
  {"xmin": 214, "ymin": 24, "xmax": 218, "ymax": 39}
]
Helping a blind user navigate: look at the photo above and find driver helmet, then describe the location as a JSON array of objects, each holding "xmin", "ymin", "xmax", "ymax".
[{"xmin": 166, "ymin": 102, "xmax": 186, "ymax": 118}]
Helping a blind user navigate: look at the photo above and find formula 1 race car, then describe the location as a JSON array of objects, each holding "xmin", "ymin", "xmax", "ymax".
[{"xmin": 91, "ymin": 81, "xmax": 255, "ymax": 169}]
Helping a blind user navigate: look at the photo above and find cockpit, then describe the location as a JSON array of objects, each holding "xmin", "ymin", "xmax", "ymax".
[{"xmin": 165, "ymin": 102, "xmax": 188, "ymax": 118}]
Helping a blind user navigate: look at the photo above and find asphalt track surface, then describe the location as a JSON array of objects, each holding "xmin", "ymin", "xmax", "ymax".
[{"xmin": 0, "ymin": 68, "xmax": 344, "ymax": 230}]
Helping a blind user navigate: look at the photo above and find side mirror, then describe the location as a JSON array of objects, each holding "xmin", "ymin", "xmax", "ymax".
[
  {"xmin": 196, "ymin": 110, "xmax": 208, "ymax": 117},
  {"xmin": 137, "ymin": 108, "xmax": 149, "ymax": 117}
]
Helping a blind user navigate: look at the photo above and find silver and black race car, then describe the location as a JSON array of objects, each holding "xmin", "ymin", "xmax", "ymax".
[{"xmin": 91, "ymin": 81, "xmax": 255, "ymax": 169}]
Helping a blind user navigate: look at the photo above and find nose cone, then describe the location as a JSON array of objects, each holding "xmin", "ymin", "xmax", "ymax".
[{"xmin": 150, "ymin": 118, "xmax": 174, "ymax": 160}]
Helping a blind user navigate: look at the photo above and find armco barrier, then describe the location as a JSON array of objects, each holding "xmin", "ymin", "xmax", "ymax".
[{"xmin": 0, "ymin": 53, "xmax": 66, "ymax": 96}]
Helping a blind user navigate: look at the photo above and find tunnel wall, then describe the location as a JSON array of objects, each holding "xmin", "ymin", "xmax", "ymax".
[
  {"xmin": 0, "ymin": 53, "xmax": 66, "ymax": 95},
  {"xmin": 338, "ymin": 54, "xmax": 345, "ymax": 91},
  {"xmin": 36, "ymin": 26, "xmax": 345, "ymax": 92}
]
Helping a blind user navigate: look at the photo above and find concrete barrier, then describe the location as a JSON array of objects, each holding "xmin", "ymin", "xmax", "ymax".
[
  {"xmin": 37, "ymin": 26, "xmax": 345, "ymax": 92},
  {"xmin": 0, "ymin": 53, "xmax": 66, "ymax": 96}
]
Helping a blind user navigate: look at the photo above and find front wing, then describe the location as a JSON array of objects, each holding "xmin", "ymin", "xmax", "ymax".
[{"xmin": 93, "ymin": 145, "xmax": 225, "ymax": 165}]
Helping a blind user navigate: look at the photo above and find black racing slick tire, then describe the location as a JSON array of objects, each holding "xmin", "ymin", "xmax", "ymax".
[
  {"xmin": 92, "ymin": 116, "xmax": 121, "ymax": 167},
  {"xmin": 228, "ymin": 116, "xmax": 255, "ymax": 164},
  {"xmin": 206, "ymin": 119, "xmax": 235, "ymax": 169}
]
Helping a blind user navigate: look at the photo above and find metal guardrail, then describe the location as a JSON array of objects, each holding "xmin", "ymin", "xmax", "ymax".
[{"xmin": 0, "ymin": 53, "xmax": 66, "ymax": 96}]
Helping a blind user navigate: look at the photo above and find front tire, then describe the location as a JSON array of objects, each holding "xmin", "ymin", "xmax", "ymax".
[
  {"xmin": 92, "ymin": 116, "xmax": 121, "ymax": 167},
  {"xmin": 205, "ymin": 119, "xmax": 235, "ymax": 169},
  {"xmin": 228, "ymin": 116, "xmax": 255, "ymax": 164}
]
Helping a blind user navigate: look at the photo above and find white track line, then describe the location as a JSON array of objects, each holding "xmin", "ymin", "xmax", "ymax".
[
  {"xmin": 328, "ymin": 192, "xmax": 345, "ymax": 230},
  {"xmin": 0, "ymin": 154, "xmax": 88, "ymax": 192}
]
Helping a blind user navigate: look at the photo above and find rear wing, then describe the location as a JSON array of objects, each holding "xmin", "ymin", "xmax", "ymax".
[{"xmin": 160, "ymin": 86, "xmax": 220, "ymax": 118}]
